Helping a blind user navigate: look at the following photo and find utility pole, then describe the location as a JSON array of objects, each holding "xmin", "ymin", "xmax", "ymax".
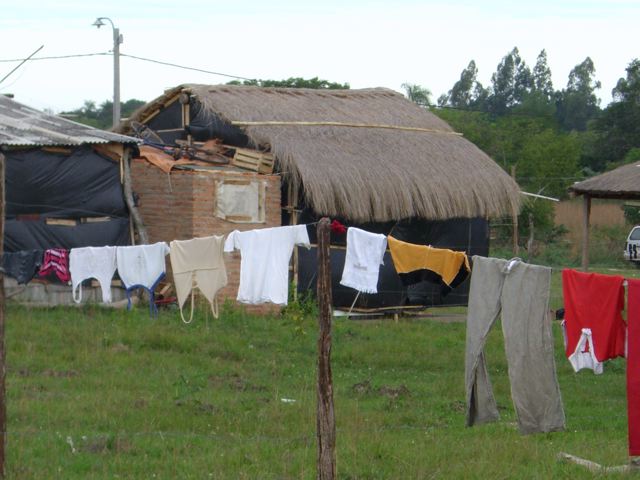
[{"xmin": 93, "ymin": 17, "xmax": 122, "ymax": 128}]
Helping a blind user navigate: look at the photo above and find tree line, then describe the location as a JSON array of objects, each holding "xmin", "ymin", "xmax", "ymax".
[{"xmin": 407, "ymin": 48, "xmax": 640, "ymax": 199}]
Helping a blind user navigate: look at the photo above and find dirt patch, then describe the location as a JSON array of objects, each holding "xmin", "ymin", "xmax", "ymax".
[
  {"xmin": 352, "ymin": 380, "xmax": 372, "ymax": 394},
  {"xmin": 109, "ymin": 343, "xmax": 130, "ymax": 353},
  {"xmin": 351, "ymin": 380, "xmax": 410, "ymax": 398},
  {"xmin": 208, "ymin": 373, "xmax": 267, "ymax": 392},
  {"xmin": 80, "ymin": 436, "xmax": 133, "ymax": 454},
  {"xmin": 377, "ymin": 385, "xmax": 410, "ymax": 399}
]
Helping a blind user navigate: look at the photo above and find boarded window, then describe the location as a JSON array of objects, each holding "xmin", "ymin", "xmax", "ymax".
[{"xmin": 216, "ymin": 179, "xmax": 266, "ymax": 223}]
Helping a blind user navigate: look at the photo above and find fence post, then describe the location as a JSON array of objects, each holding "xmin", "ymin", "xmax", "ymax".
[{"xmin": 316, "ymin": 217, "xmax": 336, "ymax": 480}]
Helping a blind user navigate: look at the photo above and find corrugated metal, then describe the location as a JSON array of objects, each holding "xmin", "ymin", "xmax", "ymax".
[{"xmin": 0, "ymin": 96, "xmax": 139, "ymax": 147}]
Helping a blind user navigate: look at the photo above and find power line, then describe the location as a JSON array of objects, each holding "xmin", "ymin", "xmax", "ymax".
[
  {"xmin": 0, "ymin": 52, "xmax": 110, "ymax": 63},
  {"xmin": 0, "ymin": 50, "xmax": 258, "ymax": 82},
  {"xmin": 120, "ymin": 53, "xmax": 255, "ymax": 81}
]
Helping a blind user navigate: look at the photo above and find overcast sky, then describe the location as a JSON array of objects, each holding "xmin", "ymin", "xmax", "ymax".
[{"xmin": 0, "ymin": 0, "xmax": 637, "ymax": 112}]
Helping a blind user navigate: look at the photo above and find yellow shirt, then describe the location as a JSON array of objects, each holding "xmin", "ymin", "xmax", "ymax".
[{"xmin": 387, "ymin": 235, "xmax": 470, "ymax": 286}]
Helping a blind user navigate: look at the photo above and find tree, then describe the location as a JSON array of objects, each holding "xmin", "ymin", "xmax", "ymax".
[
  {"xmin": 62, "ymin": 99, "xmax": 146, "ymax": 129},
  {"xmin": 487, "ymin": 47, "xmax": 532, "ymax": 115},
  {"xmin": 438, "ymin": 60, "xmax": 488, "ymax": 110},
  {"xmin": 592, "ymin": 58, "xmax": 640, "ymax": 166},
  {"xmin": 401, "ymin": 83, "xmax": 432, "ymax": 107},
  {"xmin": 227, "ymin": 77, "xmax": 349, "ymax": 89},
  {"xmin": 555, "ymin": 57, "xmax": 601, "ymax": 131},
  {"xmin": 532, "ymin": 49, "xmax": 554, "ymax": 100}
]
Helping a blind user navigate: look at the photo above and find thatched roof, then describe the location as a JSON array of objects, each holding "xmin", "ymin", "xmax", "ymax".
[
  {"xmin": 122, "ymin": 84, "xmax": 520, "ymax": 222},
  {"xmin": 570, "ymin": 162, "xmax": 640, "ymax": 199}
]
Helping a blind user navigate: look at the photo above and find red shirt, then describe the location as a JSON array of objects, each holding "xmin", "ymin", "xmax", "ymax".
[{"xmin": 562, "ymin": 269, "xmax": 626, "ymax": 362}]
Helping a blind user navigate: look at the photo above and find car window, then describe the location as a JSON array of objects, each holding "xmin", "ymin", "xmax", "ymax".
[{"xmin": 630, "ymin": 228, "xmax": 640, "ymax": 240}]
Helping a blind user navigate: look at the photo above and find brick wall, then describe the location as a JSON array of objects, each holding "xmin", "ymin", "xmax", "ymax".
[{"xmin": 131, "ymin": 160, "xmax": 283, "ymax": 314}]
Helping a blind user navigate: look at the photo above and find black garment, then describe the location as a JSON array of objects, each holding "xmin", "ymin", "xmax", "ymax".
[
  {"xmin": 397, "ymin": 263, "xmax": 470, "ymax": 297},
  {"xmin": 2, "ymin": 250, "xmax": 44, "ymax": 284}
]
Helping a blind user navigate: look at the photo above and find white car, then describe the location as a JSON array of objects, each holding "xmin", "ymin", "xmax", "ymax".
[{"xmin": 625, "ymin": 226, "xmax": 640, "ymax": 263}]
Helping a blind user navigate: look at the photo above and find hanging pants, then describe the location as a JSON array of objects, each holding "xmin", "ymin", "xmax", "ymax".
[{"xmin": 465, "ymin": 256, "xmax": 565, "ymax": 434}]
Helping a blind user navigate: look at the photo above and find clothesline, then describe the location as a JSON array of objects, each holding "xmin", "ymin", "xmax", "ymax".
[{"xmin": 2, "ymin": 222, "xmax": 476, "ymax": 320}]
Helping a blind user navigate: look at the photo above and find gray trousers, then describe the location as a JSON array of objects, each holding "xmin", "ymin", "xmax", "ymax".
[{"xmin": 465, "ymin": 256, "xmax": 565, "ymax": 434}]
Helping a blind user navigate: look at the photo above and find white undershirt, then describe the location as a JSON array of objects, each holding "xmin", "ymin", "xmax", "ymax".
[{"xmin": 224, "ymin": 225, "xmax": 310, "ymax": 305}]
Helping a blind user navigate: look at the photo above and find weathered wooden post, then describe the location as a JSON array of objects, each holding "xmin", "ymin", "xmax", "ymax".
[
  {"xmin": 122, "ymin": 146, "xmax": 149, "ymax": 244},
  {"xmin": 0, "ymin": 153, "xmax": 6, "ymax": 478},
  {"xmin": 581, "ymin": 195, "xmax": 591, "ymax": 272},
  {"xmin": 316, "ymin": 217, "xmax": 336, "ymax": 480}
]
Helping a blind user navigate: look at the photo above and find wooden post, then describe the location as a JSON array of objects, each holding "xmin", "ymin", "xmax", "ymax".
[
  {"xmin": 0, "ymin": 153, "xmax": 6, "ymax": 478},
  {"xmin": 289, "ymin": 180, "xmax": 299, "ymax": 301},
  {"xmin": 581, "ymin": 195, "xmax": 591, "ymax": 272},
  {"xmin": 316, "ymin": 217, "xmax": 336, "ymax": 480},
  {"xmin": 122, "ymin": 146, "xmax": 149, "ymax": 244}
]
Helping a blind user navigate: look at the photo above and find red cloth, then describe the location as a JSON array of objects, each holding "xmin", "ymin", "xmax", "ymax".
[
  {"xmin": 37, "ymin": 248, "xmax": 70, "ymax": 283},
  {"xmin": 562, "ymin": 269, "xmax": 626, "ymax": 362},
  {"xmin": 330, "ymin": 219, "xmax": 347, "ymax": 235},
  {"xmin": 628, "ymin": 279, "xmax": 640, "ymax": 455}
]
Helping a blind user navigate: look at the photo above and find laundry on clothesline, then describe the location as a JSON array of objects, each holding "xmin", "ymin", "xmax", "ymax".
[
  {"xmin": 562, "ymin": 269, "xmax": 626, "ymax": 374},
  {"xmin": 340, "ymin": 227, "xmax": 387, "ymax": 294},
  {"xmin": 170, "ymin": 235, "xmax": 228, "ymax": 323},
  {"xmin": 224, "ymin": 224, "xmax": 310, "ymax": 305},
  {"xmin": 69, "ymin": 246, "xmax": 117, "ymax": 304},
  {"xmin": 116, "ymin": 242, "xmax": 170, "ymax": 315},
  {"xmin": 387, "ymin": 235, "xmax": 470, "ymax": 296},
  {"xmin": 2, "ymin": 250, "xmax": 43, "ymax": 285},
  {"xmin": 465, "ymin": 256, "xmax": 565, "ymax": 435},
  {"xmin": 4, "ymin": 221, "xmax": 475, "ymax": 314},
  {"xmin": 627, "ymin": 279, "xmax": 640, "ymax": 456},
  {"xmin": 38, "ymin": 248, "xmax": 70, "ymax": 283}
]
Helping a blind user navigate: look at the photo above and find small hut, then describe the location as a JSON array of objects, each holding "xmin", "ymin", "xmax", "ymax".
[
  {"xmin": 570, "ymin": 162, "xmax": 640, "ymax": 270},
  {"xmin": 120, "ymin": 84, "xmax": 520, "ymax": 311}
]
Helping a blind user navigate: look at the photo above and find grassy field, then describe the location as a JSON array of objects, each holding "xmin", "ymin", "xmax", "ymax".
[{"xmin": 5, "ymin": 268, "xmax": 640, "ymax": 478}]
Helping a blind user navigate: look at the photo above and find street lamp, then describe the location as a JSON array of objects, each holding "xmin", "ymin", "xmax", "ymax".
[{"xmin": 92, "ymin": 17, "xmax": 122, "ymax": 128}]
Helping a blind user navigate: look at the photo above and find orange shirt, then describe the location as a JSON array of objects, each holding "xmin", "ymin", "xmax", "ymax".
[{"xmin": 387, "ymin": 235, "xmax": 470, "ymax": 286}]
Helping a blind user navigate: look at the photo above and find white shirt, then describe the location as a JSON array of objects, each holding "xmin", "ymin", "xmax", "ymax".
[
  {"xmin": 340, "ymin": 227, "xmax": 387, "ymax": 294},
  {"xmin": 116, "ymin": 242, "xmax": 170, "ymax": 290},
  {"xmin": 224, "ymin": 225, "xmax": 310, "ymax": 305}
]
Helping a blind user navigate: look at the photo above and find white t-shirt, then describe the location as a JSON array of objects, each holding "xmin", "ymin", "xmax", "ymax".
[
  {"xmin": 340, "ymin": 227, "xmax": 387, "ymax": 294},
  {"xmin": 224, "ymin": 225, "xmax": 310, "ymax": 305}
]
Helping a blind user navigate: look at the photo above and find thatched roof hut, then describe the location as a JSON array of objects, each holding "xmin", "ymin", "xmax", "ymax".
[
  {"xmin": 570, "ymin": 162, "xmax": 640, "ymax": 199},
  {"xmin": 121, "ymin": 84, "xmax": 520, "ymax": 223},
  {"xmin": 568, "ymin": 162, "xmax": 640, "ymax": 270}
]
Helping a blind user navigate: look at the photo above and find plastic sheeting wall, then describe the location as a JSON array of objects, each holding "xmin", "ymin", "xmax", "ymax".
[{"xmin": 3, "ymin": 146, "xmax": 130, "ymax": 252}]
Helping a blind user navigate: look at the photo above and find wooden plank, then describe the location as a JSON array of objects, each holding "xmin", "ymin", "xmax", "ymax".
[
  {"xmin": 224, "ymin": 215, "xmax": 253, "ymax": 222},
  {"xmin": 45, "ymin": 218, "xmax": 77, "ymax": 227},
  {"xmin": 231, "ymin": 148, "xmax": 275, "ymax": 174},
  {"xmin": 222, "ymin": 180, "xmax": 252, "ymax": 186},
  {"xmin": 82, "ymin": 217, "xmax": 112, "ymax": 224}
]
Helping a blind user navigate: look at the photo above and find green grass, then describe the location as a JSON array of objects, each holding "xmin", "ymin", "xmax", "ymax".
[{"xmin": 4, "ymin": 269, "xmax": 639, "ymax": 478}]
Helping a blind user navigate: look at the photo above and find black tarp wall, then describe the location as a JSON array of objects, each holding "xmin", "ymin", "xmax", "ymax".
[{"xmin": 3, "ymin": 146, "xmax": 130, "ymax": 252}]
